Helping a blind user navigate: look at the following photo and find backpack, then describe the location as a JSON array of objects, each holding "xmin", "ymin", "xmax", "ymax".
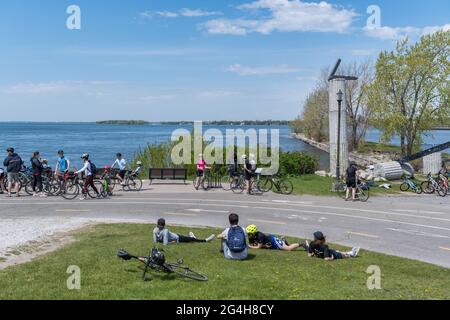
[
  {"xmin": 226, "ymin": 226, "xmax": 247, "ymax": 253},
  {"xmin": 89, "ymin": 161, "xmax": 97, "ymax": 176}
]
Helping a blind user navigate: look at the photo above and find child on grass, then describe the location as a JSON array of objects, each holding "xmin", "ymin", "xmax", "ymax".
[
  {"xmin": 306, "ymin": 231, "xmax": 360, "ymax": 261},
  {"xmin": 153, "ymin": 218, "xmax": 215, "ymax": 246}
]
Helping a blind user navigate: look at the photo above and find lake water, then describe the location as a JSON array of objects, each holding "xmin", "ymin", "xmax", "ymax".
[{"xmin": 0, "ymin": 123, "xmax": 448, "ymax": 170}]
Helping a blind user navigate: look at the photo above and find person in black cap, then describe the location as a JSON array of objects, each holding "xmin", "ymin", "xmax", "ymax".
[
  {"xmin": 345, "ymin": 161, "xmax": 358, "ymax": 201},
  {"xmin": 307, "ymin": 231, "xmax": 360, "ymax": 261}
]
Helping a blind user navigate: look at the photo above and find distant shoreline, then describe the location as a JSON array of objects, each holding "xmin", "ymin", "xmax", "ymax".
[{"xmin": 95, "ymin": 120, "xmax": 290, "ymax": 126}]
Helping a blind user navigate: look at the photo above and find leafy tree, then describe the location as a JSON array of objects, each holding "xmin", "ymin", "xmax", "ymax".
[{"xmin": 368, "ymin": 31, "xmax": 450, "ymax": 157}]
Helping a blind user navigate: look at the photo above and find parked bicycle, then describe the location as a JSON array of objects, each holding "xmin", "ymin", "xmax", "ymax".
[
  {"xmin": 122, "ymin": 170, "xmax": 143, "ymax": 192},
  {"xmin": 257, "ymin": 175, "xmax": 294, "ymax": 195},
  {"xmin": 400, "ymin": 175, "xmax": 423, "ymax": 194},
  {"xmin": 421, "ymin": 173, "xmax": 447, "ymax": 197},
  {"xmin": 117, "ymin": 248, "xmax": 208, "ymax": 282}
]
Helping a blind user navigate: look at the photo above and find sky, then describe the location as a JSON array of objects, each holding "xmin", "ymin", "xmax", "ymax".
[{"xmin": 0, "ymin": 0, "xmax": 449, "ymax": 122}]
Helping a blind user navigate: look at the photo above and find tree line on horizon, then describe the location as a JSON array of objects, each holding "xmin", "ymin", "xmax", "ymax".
[{"xmin": 290, "ymin": 30, "xmax": 450, "ymax": 157}]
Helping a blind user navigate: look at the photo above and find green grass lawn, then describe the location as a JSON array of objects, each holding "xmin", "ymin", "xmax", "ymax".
[
  {"xmin": 0, "ymin": 224, "xmax": 449, "ymax": 300},
  {"xmin": 290, "ymin": 175, "xmax": 400, "ymax": 197}
]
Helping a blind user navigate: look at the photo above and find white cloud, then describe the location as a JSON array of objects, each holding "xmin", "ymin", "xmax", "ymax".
[
  {"xmin": 180, "ymin": 8, "xmax": 222, "ymax": 17},
  {"xmin": 156, "ymin": 11, "xmax": 179, "ymax": 18},
  {"xmin": 363, "ymin": 24, "xmax": 450, "ymax": 40},
  {"xmin": 203, "ymin": 0, "xmax": 357, "ymax": 35},
  {"xmin": 228, "ymin": 64, "xmax": 301, "ymax": 76}
]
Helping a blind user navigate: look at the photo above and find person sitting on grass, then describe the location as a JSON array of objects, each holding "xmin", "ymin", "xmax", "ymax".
[
  {"xmin": 246, "ymin": 225, "xmax": 308, "ymax": 251},
  {"xmin": 217, "ymin": 213, "xmax": 248, "ymax": 260},
  {"xmin": 153, "ymin": 218, "xmax": 215, "ymax": 246},
  {"xmin": 306, "ymin": 231, "xmax": 360, "ymax": 261}
]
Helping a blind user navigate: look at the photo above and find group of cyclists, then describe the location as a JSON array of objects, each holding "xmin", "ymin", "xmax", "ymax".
[
  {"xmin": 1, "ymin": 147, "xmax": 142, "ymax": 200},
  {"xmin": 194, "ymin": 152, "xmax": 257, "ymax": 194}
]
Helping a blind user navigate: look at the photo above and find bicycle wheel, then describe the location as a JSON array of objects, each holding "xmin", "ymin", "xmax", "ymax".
[
  {"xmin": 201, "ymin": 177, "xmax": 210, "ymax": 191},
  {"xmin": 231, "ymin": 177, "xmax": 245, "ymax": 194},
  {"xmin": 87, "ymin": 180, "xmax": 102, "ymax": 198},
  {"xmin": 61, "ymin": 181, "xmax": 80, "ymax": 200},
  {"xmin": 278, "ymin": 178, "xmax": 293, "ymax": 195},
  {"xmin": 220, "ymin": 175, "xmax": 232, "ymax": 191},
  {"xmin": 421, "ymin": 181, "xmax": 434, "ymax": 194},
  {"xmin": 414, "ymin": 185, "xmax": 423, "ymax": 194},
  {"xmin": 400, "ymin": 183, "xmax": 410, "ymax": 192},
  {"xmin": 358, "ymin": 188, "xmax": 370, "ymax": 202},
  {"xmin": 164, "ymin": 263, "xmax": 208, "ymax": 281},
  {"xmin": 128, "ymin": 176, "xmax": 143, "ymax": 191},
  {"xmin": 24, "ymin": 179, "xmax": 34, "ymax": 195},
  {"xmin": 257, "ymin": 177, "xmax": 272, "ymax": 193},
  {"xmin": 437, "ymin": 186, "xmax": 447, "ymax": 197}
]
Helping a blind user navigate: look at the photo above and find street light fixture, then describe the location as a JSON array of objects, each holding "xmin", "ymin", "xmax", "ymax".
[{"xmin": 336, "ymin": 89, "xmax": 343, "ymax": 182}]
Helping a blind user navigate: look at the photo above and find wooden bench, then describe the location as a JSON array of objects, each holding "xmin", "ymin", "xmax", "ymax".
[{"xmin": 149, "ymin": 168, "xmax": 187, "ymax": 184}]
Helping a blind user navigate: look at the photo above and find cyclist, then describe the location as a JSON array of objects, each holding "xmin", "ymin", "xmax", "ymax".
[
  {"xmin": 30, "ymin": 151, "xmax": 46, "ymax": 197},
  {"xmin": 345, "ymin": 161, "xmax": 358, "ymax": 201},
  {"xmin": 194, "ymin": 154, "xmax": 210, "ymax": 190},
  {"xmin": 55, "ymin": 150, "xmax": 70, "ymax": 178},
  {"xmin": 307, "ymin": 231, "xmax": 360, "ymax": 261},
  {"xmin": 74, "ymin": 153, "xmax": 99, "ymax": 200},
  {"xmin": 242, "ymin": 155, "xmax": 253, "ymax": 194},
  {"xmin": 131, "ymin": 161, "xmax": 142, "ymax": 176},
  {"xmin": 3, "ymin": 147, "xmax": 23, "ymax": 197},
  {"xmin": 0, "ymin": 167, "xmax": 5, "ymax": 194},
  {"xmin": 111, "ymin": 153, "xmax": 127, "ymax": 186},
  {"xmin": 246, "ymin": 225, "xmax": 306, "ymax": 251},
  {"xmin": 153, "ymin": 218, "xmax": 215, "ymax": 245}
]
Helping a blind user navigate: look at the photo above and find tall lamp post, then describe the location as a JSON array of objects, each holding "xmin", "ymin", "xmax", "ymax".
[{"xmin": 336, "ymin": 89, "xmax": 344, "ymax": 182}]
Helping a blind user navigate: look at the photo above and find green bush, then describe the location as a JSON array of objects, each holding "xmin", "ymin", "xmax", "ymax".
[{"xmin": 279, "ymin": 151, "xmax": 318, "ymax": 175}]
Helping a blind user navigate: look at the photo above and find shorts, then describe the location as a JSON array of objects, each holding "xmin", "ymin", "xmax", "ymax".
[
  {"xmin": 346, "ymin": 179, "xmax": 356, "ymax": 188},
  {"xmin": 196, "ymin": 170, "xmax": 204, "ymax": 177},
  {"xmin": 7, "ymin": 172, "xmax": 19, "ymax": 184},
  {"xmin": 329, "ymin": 249, "xmax": 343, "ymax": 260},
  {"xmin": 244, "ymin": 171, "xmax": 252, "ymax": 181},
  {"xmin": 269, "ymin": 236, "xmax": 284, "ymax": 250}
]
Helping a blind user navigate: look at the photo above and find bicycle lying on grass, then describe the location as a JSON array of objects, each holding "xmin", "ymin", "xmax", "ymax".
[{"xmin": 117, "ymin": 248, "xmax": 208, "ymax": 282}]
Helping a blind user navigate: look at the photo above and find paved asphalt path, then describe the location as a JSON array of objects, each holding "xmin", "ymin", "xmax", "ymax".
[{"xmin": 1, "ymin": 182, "xmax": 449, "ymax": 268}]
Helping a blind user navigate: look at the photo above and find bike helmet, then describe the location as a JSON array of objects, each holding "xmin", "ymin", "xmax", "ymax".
[
  {"xmin": 81, "ymin": 153, "xmax": 89, "ymax": 159},
  {"xmin": 246, "ymin": 224, "xmax": 258, "ymax": 235},
  {"xmin": 241, "ymin": 155, "xmax": 247, "ymax": 159},
  {"xmin": 136, "ymin": 161, "xmax": 142, "ymax": 166},
  {"xmin": 151, "ymin": 248, "xmax": 166, "ymax": 266}
]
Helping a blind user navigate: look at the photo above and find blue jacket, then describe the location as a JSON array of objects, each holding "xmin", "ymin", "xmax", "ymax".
[{"xmin": 3, "ymin": 153, "xmax": 23, "ymax": 173}]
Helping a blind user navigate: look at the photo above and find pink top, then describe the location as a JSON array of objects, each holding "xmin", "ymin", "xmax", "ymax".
[{"xmin": 197, "ymin": 159, "xmax": 206, "ymax": 171}]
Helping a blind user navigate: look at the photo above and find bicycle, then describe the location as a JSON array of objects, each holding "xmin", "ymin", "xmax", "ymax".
[
  {"xmin": 337, "ymin": 179, "xmax": 370, "ymax": 202},
  {"xmin": 257, "ymin": 175, "xmax": 294, "ymax": 195},
  {"xmin": 193, "ymin": 169, "xmax": 211, "ymax": 191},
  {"xmin": 122, "ymin": 170, "xmax": 143, "ymax": 192},
  {"xmin": 400, "ymin": 176, "xmax": 423, "ymax": 194},
  {"xmin": 117, "ymin": 248, "xmax": 208, "ymax": 282},
  {"xmin": 59, "ymin": 172, "xmax": 101, "ymax": 200},
  {"xmin": 421, "ymin": 173, "xmax": 446, "ymax": 197}
]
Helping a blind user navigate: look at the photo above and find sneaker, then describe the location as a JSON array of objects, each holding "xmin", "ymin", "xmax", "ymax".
[
  {"xmin": 40, "ymin": 193, "xmax": 48, "ymax": 198},
  {"xmin": 350, "ymin": 247, "xmax": 360, "ymax": 257},
  {"xmin": 300, "ymin": 240, "xmax": 309, "ymax": 251},
  {"xmin": 205, "ymin": 234, "xmax": 215, "ymax": 242},
  {"xmin": 189, "ymin": 232, "xmax": 196, "ymax": 239},
  {"xmin": 79, "ymin": 196, "xmax": 87, "ymax": 201}
]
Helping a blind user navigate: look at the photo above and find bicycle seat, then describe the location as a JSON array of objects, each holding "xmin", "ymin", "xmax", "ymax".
[{"xmin": 117, "ymin": 249, "xmax": 132, "ymax": 260}]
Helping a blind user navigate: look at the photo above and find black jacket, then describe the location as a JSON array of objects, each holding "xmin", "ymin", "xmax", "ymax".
[
  {"xmin": 3, "ymin": 153, "xmax": 23, "ymax": 173},
  {"xmin": 30, "ymin": 157, "xmax": 43, "ymax": 175}
]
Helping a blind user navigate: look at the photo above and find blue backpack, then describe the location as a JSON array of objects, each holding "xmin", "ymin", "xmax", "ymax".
[
  {"xmin": 89, "ymin": 161, "xmax": 97, "ymax": 176},
  {"xmin": 227, "ymin": 226, "xmax": 247, "ymax": 253}
]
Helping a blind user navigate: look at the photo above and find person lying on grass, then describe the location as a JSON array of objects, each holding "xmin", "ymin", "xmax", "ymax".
[
  {"xmin": 306, "ymin": 231, "xmax": 360, "ymax": 261},
  {"xmin": 153, "ymin": 218, "xmax": 215, "ymax": 245},
  {"xmin": 246, "ymin": 224, "xmax": 308, "ymax": 251}
]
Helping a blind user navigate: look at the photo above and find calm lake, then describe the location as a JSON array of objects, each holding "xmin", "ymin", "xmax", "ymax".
[{"xmin": 0, "ymin": 122, "xmax": 448, "ymax": 170}]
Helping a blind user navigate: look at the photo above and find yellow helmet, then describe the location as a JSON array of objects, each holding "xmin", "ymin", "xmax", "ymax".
[{"xmin": 246, "ymin": 224, "xmax": 258, "ymax": 234}]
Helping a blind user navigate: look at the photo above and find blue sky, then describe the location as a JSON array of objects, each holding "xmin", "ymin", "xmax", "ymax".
[{"xmin": 0, "ymin": 0, "xmax": 449, "ymax": 121}]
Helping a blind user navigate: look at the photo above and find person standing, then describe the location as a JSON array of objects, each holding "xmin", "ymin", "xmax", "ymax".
[
  {"xmin": 0, "ymin": 167, "xmax": 6, "ymax": 194},
  {"xmin": 345, "ymin": 161, "xmax": 358, "ymax": 201},
  {"xmin": 55, "ymin": 150, "xmax": 70, "ymax": 177},
  {"xmin": 3, "ymin": 148, "xmax": 23, "ymax": 197},
  {"xmin": 242, "ymin": 155, "xmax": 253, "ymax": 194},
  {"xmin": 74, "ymin": 153, "xmax": 99, "ymax": 200},
  {"xmin": 30, "ymin": 151, "xmax": 46, "ymax": 197},
  {"xmin": 111, "ymin": 153, "xmax": 127, "ymax": 186}
]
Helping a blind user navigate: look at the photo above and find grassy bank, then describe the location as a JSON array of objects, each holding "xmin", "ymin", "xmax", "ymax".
[
  {"xmin": 290, "ymin": 175, "xmax": 400, "ymax": 197},
  {"xmin": 0, "ymin": 224, "xmax": 448, "ymax": 300}
]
